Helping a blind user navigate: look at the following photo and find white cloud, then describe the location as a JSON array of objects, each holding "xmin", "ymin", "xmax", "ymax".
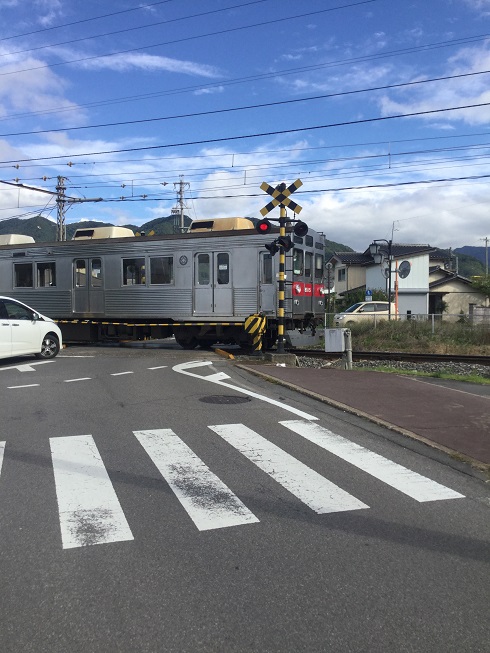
[
  {"xmin": 193, "ymin": 86, "xmax": 225, "ymax": 96},
  {"xmin": 75, "ymin": 52, "xmax": 222, "ymax": 78}
]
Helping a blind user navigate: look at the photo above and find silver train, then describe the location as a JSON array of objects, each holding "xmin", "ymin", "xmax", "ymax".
[{"xmin": 0, "ymin": 218, "xmax": 326, "ymax": 349}]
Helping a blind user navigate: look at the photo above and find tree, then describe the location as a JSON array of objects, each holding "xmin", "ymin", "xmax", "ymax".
[{"xmin": 470, "ymin": 275, "xmax": 490, "ymax": 302}]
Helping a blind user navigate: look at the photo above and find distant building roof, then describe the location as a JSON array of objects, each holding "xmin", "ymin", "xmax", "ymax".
[
  {"xmin": 329, "ymin": 252, "xmax": 371, "ymax": 265},
  {"xmin": 429, "ymin": 268, "xmax": 473, "ymax": 289}
]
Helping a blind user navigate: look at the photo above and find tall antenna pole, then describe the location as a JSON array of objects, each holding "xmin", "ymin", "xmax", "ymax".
[
  {"xmin": 480, "ymin": 236, "xmax": 489, "ymax": 275},
  {"xmin": 56, "ymin": 175, "xmax": 66, "ymax": 241}
]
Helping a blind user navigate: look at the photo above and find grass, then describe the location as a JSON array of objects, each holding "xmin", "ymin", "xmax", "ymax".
[{"xmin": 364, "ymin": 365, "xmax": 490, "ymax": 385}]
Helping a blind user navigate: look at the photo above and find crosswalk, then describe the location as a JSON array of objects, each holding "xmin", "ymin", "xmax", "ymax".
[{"xmin": 1, "ymin": 422, "xmax": 465, "ymax": 550}]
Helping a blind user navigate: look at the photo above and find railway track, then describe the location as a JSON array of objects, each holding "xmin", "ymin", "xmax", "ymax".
[{"xmin": 289, "ymin": 349, "xmax": 490, "ymax": 366}]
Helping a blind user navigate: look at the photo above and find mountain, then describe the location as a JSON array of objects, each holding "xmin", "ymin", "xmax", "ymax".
[
  {"xmin": 0, "ymin": 214, "xmax": 192, "ymax": 240},
  {"xmin": 454, "ymin": 246, "xmax": 487, "ymax": 267}
]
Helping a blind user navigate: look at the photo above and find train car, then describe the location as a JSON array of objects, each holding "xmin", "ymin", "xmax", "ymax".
[{"xmin": 0, "ymin": 218, "xmax": 326, "ymax": 349}]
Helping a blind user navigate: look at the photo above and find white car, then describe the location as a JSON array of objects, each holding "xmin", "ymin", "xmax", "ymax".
[
  {"xmin": 0, "ymin": 296, "xmax": 63, "ymax": 360},
  {"xmin": 334, "ymin": 301, "xmax": 397, "ymax": 326}
]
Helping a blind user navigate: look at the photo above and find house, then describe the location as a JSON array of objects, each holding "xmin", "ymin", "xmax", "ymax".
[
  {"xmin": 429, "ymin": 267, "xmax": 487, "ymax": 317},
  {"xmin": 327, "ymin": 243, "xmax": 487, "ymax": 317}
]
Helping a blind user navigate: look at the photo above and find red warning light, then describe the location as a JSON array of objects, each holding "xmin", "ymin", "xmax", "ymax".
[{"xmin": 255, "ymin": 219, "xmax": 272, "ymax": 234}]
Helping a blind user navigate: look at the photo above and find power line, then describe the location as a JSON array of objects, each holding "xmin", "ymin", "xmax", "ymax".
[
  {"xmin": 0, "ymin": 1, "xmax": 379, "ymax": 78},
  {"xmin": 0, "ymin": 0, "xmax": 177, "ymax": 42},
  {"xmin": 3, "ymin": 68, "xmax": 490, "ymax": 139},
  {"xmin": 3, "ymin": 101, "xmax": 490, "ymax": 165},
  {"xmin": 0, "ymin": 0, "xmax": 271, "ymax": 60}
]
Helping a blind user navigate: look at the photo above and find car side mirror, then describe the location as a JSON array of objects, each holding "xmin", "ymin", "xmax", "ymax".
[{"xmin": 32, "ymin": 313, "xmax": 40, "ymax": 321}]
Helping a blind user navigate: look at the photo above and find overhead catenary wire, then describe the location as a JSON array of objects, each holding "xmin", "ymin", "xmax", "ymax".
[
  {"xmin": 2, "ymin": 68, "xmax": 490, "ymax": 139},
  {"xmin": 2, "ymin": 101, "xmax": 490, "ymax": 166}
]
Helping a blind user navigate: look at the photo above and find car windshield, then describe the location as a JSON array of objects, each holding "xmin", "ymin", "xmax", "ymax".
[{"xmin": 343, "ymin": 303, "xmax": 362, "ymax": 313}]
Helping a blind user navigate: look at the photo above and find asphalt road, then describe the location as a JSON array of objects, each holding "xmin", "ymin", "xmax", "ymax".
[{"xmin": 0, "ymin": 345, "xmax": 489, "ymax": 653}]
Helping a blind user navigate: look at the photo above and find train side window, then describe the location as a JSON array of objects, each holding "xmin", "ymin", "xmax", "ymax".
[
  {"xmin": 91, "ymin": 258, "xmax": 102, "ymax": 288},
  {"xmin": 197, "ymin": 254, "xmax": 210, "ymax": 285},
  {"xmin": 293, "ymin": 249, "xmax": 303, "ymax": 275},
  {"xmin": 305, "ymin": 252, "xmax": 312, "ymax": 279},
  {"xmin": 123, "ymin": 258, "xmax": 146, "ymax": 285},
  {"xmin": 216, "ymin": 253, "xmax": 229, "ymax": 285},
  {"xmin": 305, "ymin": 235, "xmax": 313, "ymax": 247},
  {"xmin": 75, "ymin": 260, "xmax": 86, "ymax": 287},
  {"xmin": 14, "ymin": 263, "xmax": 33, "ymax": 288},
  {"xmin": 150, "ymin": 256, "xmax": 174, "ymax": 284},
  {"xmin": 37, "ymin": 262, "xmax": 56, "ymax": 287},
  {"xmin": 261, "ymin": 253, "xmax": 273, "ymax": 284},
  {"xmin": 315, "ymin": 254, "xmax": 324, "ymax": 280}
]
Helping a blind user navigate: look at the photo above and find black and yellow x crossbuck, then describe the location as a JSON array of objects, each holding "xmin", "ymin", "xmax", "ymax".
[{"xmin": 259, "ymin": 178, "xmax": 303, "ymax": 216}]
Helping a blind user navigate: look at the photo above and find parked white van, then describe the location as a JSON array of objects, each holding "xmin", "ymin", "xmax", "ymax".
[
  {"xmin": 334, "ymin": 301, "xmax": 397, "ymax": 326},
  {"xmin": 0, "ymin": 296, "xmax": 63, "ymax": 360}
]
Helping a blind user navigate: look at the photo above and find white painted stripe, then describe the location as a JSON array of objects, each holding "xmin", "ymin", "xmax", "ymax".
[
  {"xmin": 173, "ymin": 361, "xmax": 318, "ymax": 421},
  {"xmin": 64, "ymin": 377, "xmax": 92, "ymax": 383},
  {"xmin": 0, "ymin": 441, "xmax": 5, "ymax": 475},
  {"xmin": 209, "ymin": 423, "xmax": 368, "ymax": 514},
  {"xmin": 110, "ymin": 371, "xmax": 134, "ymax": 376},
  {"xmin": 148, "ymin": 366, "xmax": 168, "ymax": 370},
  {"xmin": 50, "ymin": 435, "xmax": 134, "ymax": 549},
  {"xmin": 8, "ymin": 384, "xmax": 40, "ymax": 389},
  {"xmin": 281, "ymin": 420, "xmax": 465, "ymax": 502},
  {"xmin": 134, "ymin": 429, "xmax": 259, "ymax": 531}
]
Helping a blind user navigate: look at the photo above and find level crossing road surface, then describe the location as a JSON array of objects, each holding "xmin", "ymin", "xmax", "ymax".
[{"xmin": 0, "ymin": 346, "xmax": 489, "ymax": 653}]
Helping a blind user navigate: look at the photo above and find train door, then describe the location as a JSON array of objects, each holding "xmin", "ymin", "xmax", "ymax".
[
  {"xmin": 259, "ymin": 252, "xmax": 275, "ymax": 314},
  {"xmin": 73, "ymin": 258, "xmax": 104, "ymax": 314},
  {"xmin": 193, "ymin": 252, "xmax": 232, "ymax": 315}
]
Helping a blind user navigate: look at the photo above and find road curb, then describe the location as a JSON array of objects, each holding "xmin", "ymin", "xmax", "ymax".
[{"xmin": 234, "ymin": 363, "xmax": 490, "ymax": 483}]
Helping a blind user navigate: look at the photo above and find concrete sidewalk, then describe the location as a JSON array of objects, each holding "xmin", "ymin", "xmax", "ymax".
[{"xmin": 236, "ymin": 363, "xmax": 490, "ymax": 474}]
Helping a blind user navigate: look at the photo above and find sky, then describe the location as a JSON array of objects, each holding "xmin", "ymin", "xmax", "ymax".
[{"xmin": 0, "ymin": 0, "xmax": 490, "ymax": 252}]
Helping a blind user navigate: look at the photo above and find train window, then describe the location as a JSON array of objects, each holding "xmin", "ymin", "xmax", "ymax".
[
  {"xmin": 91, "ymin": 259, "xmax": 102, "ymax": 288},
  {"xmin": 261, "ymin": 254, "xmax": 273, "ymax": 284},
  {"xmin": 123, "ymin": 258, "xmax": 146, "ymax": 285},
  {"xmin": 216, "ymin": 253, "xmax": 229, "ymax": 285},
  {"xmin": 150, "ymin": 256, "xmax": 174, "ymax": 284},
  {"xmin": 197, "ymin": 254, "xmax": 210, "ymax": 285},
  {"xmin": 293, "ymin": 249, "xmax": 303, "ymax": 275},
  {"xmin": 14, "ymin": 263, "xmax": 33, "ymax": 288},
  {"xmin": 37, "ymin": 262, "xmax": 56, "ymax": 287},
  {"xmin": 315, "ymin": 254, "xmax": 324, "ymax": 279},
  {"xmin": 75, "ymin": 260, "xmax": 86, "ymax": 287},
  {"xmin": 305, "ymin": 252, "xmax": 312, "ymax": 279},
  {"xmin": 305, "ymin": 235, "xmax": 313, "ymax": 247}
]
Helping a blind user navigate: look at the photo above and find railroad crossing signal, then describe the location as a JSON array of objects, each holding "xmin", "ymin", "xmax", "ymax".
[{"xmin": 259, "ymin": 179, "xmax": 303, "ymax": 216}]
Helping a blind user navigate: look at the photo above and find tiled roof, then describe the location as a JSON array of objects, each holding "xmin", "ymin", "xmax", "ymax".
[{"xmin": 330, "ymin": 251, "xmax": 371, "ymax": 265}]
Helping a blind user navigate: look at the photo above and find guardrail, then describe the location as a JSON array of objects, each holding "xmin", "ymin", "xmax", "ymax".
[{"xmin": 324, "ymin": 312, "xmax": 490, "ymax": 333}]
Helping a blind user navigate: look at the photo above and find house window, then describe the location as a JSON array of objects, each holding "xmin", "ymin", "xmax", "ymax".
[{"xmin": 337, "ymin": 268, "xmax": 346, "ymax": 282}]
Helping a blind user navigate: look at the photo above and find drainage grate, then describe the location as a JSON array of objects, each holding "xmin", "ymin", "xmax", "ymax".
[{"xmin": 199, "ymin": 395, "xmax": 252, "ymax": 405}]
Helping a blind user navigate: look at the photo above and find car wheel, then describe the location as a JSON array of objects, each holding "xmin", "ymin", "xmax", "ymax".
[
  {"xmin": 35, "ymin": 333, "xmax": 60, "ymax": 359},
  {"xmin": 346, "ymin": 321, "xmax": 355, "ymax": 326}
]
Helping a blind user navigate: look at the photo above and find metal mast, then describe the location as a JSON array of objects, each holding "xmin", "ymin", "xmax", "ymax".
[{"xmin": 172, "ymin": 176, "xmax": 190, "ymax": 233}]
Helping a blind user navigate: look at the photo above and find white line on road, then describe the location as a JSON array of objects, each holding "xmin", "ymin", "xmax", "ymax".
[
  {"xmin": 173, "ymin": 361, "xmax": 318, "ymax": 421},
  {"xmin": 134, "ymin": 428, "xmax": 259, "ymax": 531},
  {"xmin": 0, "ymin": 361, "xmax": 54, "ymax": 372},
  {"xmin": 110, "ymin": 371, "xmax": 134, "ymax": 376},
  {"xmin": 280, "ymin": 420, "xmax": 465, "ymax": 502},
  {"xmin": 8, "ymin": 384, "xmax": 40, "ymax": 389},
  {"xmin": 148, "ymin": 366, "xmax": 168, "ymax": 370},
  {"xmin": 208, "ymin": 423, "xmax": 368, "ymax": 514},
  {"xmin": 64, "ymin": 377, "xmax": 92, "ymax": 383},
  {"xmin": 0, "ymin": 441, "xmax": 5, "ymax": 476},
  {"xmin": 50, "ymin": 435, "xmax": 134, "ymax": 549}
]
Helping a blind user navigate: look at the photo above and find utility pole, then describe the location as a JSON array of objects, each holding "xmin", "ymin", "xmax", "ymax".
[
  {"xmin": 56, "ymin": 175, "xmax": 103, "ymax": 241},
  {"xmin": 480, "ymin": 236, "xmax": 489, "ymax": 275},
  {"xmin": 56, "ymin": 175, "xmax": 66, "ymax": 241},
  {"xmin": 172, "ymin": 176, "xmax": 190, "ymax": 233}
]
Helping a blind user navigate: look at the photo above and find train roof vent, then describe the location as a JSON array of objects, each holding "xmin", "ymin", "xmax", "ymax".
[
  {"xmin": 72, "ymin": 226, "xmax": 135, "ymax": 239},
  {"xmin": 189, "ymin": 217, "xmax": 255, "ymax": 232},
  {"xmin": 0, "ymin": 234, "xmax": 35, "ymax": 245}
]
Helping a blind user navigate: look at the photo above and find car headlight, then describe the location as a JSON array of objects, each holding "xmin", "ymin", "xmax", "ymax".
[{"xmin": 335, "ymin": 315, "xmax": 344, "ymax": 320}]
